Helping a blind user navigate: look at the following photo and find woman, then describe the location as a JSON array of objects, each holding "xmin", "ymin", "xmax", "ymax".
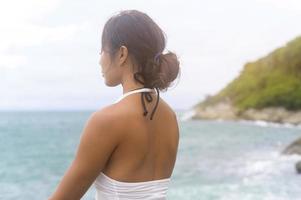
[{"xmin": 49, "ymin": 9, "xmax": 180, "ymax": 200}]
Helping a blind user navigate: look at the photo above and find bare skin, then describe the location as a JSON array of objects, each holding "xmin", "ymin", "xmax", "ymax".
[
  {"xmin": 48, "ymin": 45, "xmax": 179, "ymax": 200},
  {"xmin": 103, "ymin": 90, "xmax": 179, "ymax": 182}
]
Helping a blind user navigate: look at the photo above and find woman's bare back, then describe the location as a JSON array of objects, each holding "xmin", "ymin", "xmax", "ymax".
[{"xmin": 101, "ymin": 92, "xmax": 179, "ymax": 182}]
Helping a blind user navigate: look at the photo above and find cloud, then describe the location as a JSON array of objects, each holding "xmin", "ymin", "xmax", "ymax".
[
  {"xmin": 0, "ymin": 0, "xmax": 63, "ymax": 22},
  {"xmin": 0, "ymin": 0, "xmax": 88, "ymax": 71},
  {"xmin": 256, "ymin": 0, "xmax": 301, "ymax": 12},
  {"xmin": 0, "ymin": 54, "xmax": 27, "ymax": 70}
]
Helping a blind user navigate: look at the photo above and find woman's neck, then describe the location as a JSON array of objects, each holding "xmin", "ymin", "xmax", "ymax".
[{"xmin": 121, "ymin": 76, "xmax": 146, "ymax": 94}]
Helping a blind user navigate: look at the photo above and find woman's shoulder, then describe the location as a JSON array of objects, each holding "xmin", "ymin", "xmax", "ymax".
[
  {"xmin": 93, "ymin": 104, "xmax": 132, "ymax": 129},
  {"xmin": 86, "ymin": 105, "xmax": 129, "ymax": 144},
  {"xmin": 93, "ymin": 104, "xmax": 124, "ymax": 123}
]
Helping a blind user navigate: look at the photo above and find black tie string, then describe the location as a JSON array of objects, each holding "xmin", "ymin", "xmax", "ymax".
[
  {"xmin": 133, "ymin": 72, "xmax": 160, "ymax": 120},
  {"xmin": 149, "ymin": 87, "xmax": 159, "ymax": 120}
]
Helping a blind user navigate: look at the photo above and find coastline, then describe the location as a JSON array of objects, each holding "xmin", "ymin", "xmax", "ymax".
[{"xmin": 185, "ymin": 100, "xmax": 301, "ymax": 127}]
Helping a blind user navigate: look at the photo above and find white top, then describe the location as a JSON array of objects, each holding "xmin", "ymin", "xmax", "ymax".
[
  {"xmin": 93, "ymin": 172, "xmax": 171, "ymax": 200},
  {"xmin": 93, "ymin": 88, "xmax": 170, "ymax": 200}
]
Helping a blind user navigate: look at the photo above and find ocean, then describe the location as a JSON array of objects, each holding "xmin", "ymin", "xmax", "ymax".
[{"xmin": 1, "ymin": 110, "xmax": 301, "ymax": 200}]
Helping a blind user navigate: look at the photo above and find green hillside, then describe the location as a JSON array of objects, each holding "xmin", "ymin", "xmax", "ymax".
[{"xmin": 196, "ymin": 36, "xmax": 301, "ymax": 112}]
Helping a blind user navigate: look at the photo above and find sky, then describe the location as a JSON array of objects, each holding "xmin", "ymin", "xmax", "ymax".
[{"xmin": 1, "ymin": 0, "xmax": 301, "ymax": 111}]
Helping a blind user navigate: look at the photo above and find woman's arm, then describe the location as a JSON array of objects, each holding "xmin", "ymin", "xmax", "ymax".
[{"xmin": 48, "ymin": 110, "xmax": 121, "ymax": 200}]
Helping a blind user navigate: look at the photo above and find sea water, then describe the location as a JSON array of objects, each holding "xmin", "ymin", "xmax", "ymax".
[{"xmin": 0, "ymin": 110, "xmax": 301, "ymax": 200}]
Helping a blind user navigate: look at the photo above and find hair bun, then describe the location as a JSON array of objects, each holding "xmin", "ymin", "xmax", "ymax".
[
  {"xmin": 141, "ymin": 51, "xmax": 180, "ymax": 91},
  {"xmin": 156, "ymin": 51, "xmax": 180, "ymax": 90}
]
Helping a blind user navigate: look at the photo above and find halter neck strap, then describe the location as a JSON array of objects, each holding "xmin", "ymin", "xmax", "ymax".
[
  {"xmin": 114, "ymin": 87, "xmax": 160, "ymax": 120},
  {"xmin": 114, "ymin": 88, "xmax": 155, "ymax": 104}
]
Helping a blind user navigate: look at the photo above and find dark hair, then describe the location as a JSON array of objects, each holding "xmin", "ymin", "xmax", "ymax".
[{"xmin": 101, "ymin": 9, "xmax": 180, "ymax": 91}]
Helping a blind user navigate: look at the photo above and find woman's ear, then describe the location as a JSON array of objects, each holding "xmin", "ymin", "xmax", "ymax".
[{"xmin": 118, "ymin": 45, "xmax": 128, "ymax": 66}]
